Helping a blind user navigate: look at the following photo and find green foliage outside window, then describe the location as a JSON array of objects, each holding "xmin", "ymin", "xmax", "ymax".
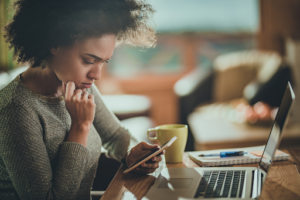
[{"xmin": 0, "ymin": 0, "xmax": 17, "ymax": 71}]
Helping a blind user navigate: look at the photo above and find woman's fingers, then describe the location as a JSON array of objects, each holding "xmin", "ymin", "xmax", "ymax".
[
  {"xmin": 73, "ymin": 89, "xmax": 83, "ymax": 101},
  {"xmin": 141, "ymin": 142, "xmax": 159, "ymax": 151},
  {"xmin": 88, "ymin": 94, "xmax": 93, "ymax": 100},
  {"xmin": 151, "ymin": 155, "xmax": 163, "ymax": 162},
  {"xmin": 141, "ymin": 162, "xmax": 160, "ymax": 168},
  {"xmin": 88, "ymin": 94, "xmax": 95, "ymax": 106},
  {"xmin": 126, "ymin": 142, "xmax": 166, "ymax": 174},
  {"xmin": 141, "ymin": 155, "xmax": 162, "ymax": 168},
  {"xmin": 158, "ymin": 149, "xmax": 166, "ymax": 156},
  {"xmin": 134, "ymin": 167, "xmax": 156, "ymax": 174},
  {"xmin": 74, "ymin": 89, "xmax": 82, "ymax": 95},
  {"xmin": 132, "ymin": 158, "xmax": 161, "ymax": 173},
  {"xmin": 82, "ymin": 91, "xmax": 88, "ymax": 100},
  {"xmin": 62, "ymin": 82, "xmax": 66, "ymax": 96},
  {"xmin": 65, "ymin": 82, "xmax": 76, "ymax": 101}
]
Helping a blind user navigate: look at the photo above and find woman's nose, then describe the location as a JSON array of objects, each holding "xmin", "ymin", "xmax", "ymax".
[{"xmin": 88, "ymin": 63, "xmax": 103, "ymax": 80}]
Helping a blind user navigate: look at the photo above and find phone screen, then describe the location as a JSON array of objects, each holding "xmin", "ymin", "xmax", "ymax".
[
  {"xmin": 123, "ymin": 136, "xmax": 177, "ymax": 174},
  {"xmin": 130, "ymin": 146, "xmax": 164, "ymax": 167}
]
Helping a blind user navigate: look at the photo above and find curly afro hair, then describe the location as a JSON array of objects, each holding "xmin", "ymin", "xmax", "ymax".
[{"xmin": 3, "ymin": 0, "xmax": 156, "ymax": 68}]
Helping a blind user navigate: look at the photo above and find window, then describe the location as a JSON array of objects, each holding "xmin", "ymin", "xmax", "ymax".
[{"xmin": 106, "ymin": 0, "xmax": 259, "ymax": 76}]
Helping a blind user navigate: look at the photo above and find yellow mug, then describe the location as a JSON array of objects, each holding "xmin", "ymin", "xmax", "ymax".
[{"xmin": 147, "ymin": 124, "xmax": 188, "ymax": 163}]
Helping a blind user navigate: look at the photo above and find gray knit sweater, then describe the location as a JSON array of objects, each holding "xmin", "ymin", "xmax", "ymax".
[{"xmin": 0, "ymin": 75, "xmax": 138, "ymax": 200}]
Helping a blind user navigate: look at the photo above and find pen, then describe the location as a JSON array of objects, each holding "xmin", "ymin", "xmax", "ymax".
[{"xmin": 198, "ymin": 151, "xmax": 247, "ymax": 157}]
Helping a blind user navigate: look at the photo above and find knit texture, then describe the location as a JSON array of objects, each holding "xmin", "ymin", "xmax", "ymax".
[{"xmin": 0, "ymin": 75, "xmax": 138, "ymax": 200}]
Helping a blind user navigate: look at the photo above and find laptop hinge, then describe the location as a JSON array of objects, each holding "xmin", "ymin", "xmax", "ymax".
[
  {"xmin": 251, "ymin": 169, "xmax": 258, "ymax": 199},
  {"xmin": 257, "ymin": 167, "xmax": 262, "ymax": 198},
  {"xmin": 251, "ymin": 167, "xmax": 263, "ymax": 200}
]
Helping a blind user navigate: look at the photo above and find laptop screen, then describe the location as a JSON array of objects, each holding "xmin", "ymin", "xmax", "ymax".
[{"xmin": 259, "ymin": 82, "xmax": 295, "ymax": 172}]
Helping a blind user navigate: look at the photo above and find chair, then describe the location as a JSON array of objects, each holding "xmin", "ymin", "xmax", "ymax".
[{"xmin": 174, "ymin": 50, "xmax": 291, "ymax": 151}]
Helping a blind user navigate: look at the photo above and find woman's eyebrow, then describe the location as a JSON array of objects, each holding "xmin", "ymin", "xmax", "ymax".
[{"xmin": 85, "ymin": 53, "xmax": 110, "ymax": 61}]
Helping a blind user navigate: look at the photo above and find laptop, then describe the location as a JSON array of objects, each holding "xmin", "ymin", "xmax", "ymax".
[{"xmin": 143, "ymin": 82, "xmax": 295, "ymax": 200}]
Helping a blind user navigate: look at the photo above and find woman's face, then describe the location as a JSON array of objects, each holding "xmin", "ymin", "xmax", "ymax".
[{"xmin": 49, "ymin": 34, "xmax": 116, "ymax": 89}]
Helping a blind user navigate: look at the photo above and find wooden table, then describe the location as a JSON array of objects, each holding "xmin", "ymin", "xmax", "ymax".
[
  {"xmin": 188, "ymin": 110, "xmax": 300, "ymax": 150},
  {"xmin": 101, "ymin": 149, "xmax": 300, "ymax": 200}
]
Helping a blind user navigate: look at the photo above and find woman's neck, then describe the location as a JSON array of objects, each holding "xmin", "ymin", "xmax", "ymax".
[{"xmin": 21, "ymin": 66, "xmax": 64, "ymax": 97}]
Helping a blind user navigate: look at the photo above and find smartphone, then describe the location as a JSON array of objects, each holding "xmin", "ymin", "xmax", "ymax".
[{"xmin": 123, "ymin": 136, "xmax": 177, "ymax": 174}]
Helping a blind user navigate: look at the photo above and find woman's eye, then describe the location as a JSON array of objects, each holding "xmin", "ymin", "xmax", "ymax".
[
  {"xmin": 104, "ymin": 60, "xmax": 109, "ymax": 64},
  {"xmin": 84, "ymin": 60, "xmax": 94, "ymax": 65}
]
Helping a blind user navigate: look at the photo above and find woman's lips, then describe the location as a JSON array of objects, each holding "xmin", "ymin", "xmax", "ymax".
[{"xmin": 82, "ymin": 83, "xmax": 92, "ymax": 88}]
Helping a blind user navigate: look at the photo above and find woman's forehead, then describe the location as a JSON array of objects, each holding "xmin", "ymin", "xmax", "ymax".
[{"xmin": 65, "ymin": 34, "xmax": 116, "ymax": 58}]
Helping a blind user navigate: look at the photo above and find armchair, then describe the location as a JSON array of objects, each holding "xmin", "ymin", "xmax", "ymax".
[{"xmin": 174, "ymin": 50, "xmax": 293, "ymax": 151}]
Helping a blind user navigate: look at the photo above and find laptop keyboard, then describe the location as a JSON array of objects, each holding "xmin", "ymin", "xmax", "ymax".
[{"xmin": 194, "ymin": 170, "xmax": 246, "ymax": 198}]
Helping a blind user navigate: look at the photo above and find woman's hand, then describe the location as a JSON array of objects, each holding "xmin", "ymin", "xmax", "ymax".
[
  {"xmin": 125, "ymin": 142, "xmax": 165, "ymax": 174},
  {"xmin": 63, "ymin": 81, "xmax": 96, "ymax": 146}
]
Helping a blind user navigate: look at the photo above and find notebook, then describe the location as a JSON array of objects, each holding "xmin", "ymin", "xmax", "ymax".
[
  {"xmin": 143, "ymin": 82, "xmax": 295, "ymax": 200},
  {"xmin": 187, "ymin": 145, "xmax": 290, "ymax": 167}
]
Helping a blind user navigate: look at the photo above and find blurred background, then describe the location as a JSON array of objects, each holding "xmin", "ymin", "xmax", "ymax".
[
  {"xmin": 97, "ymin": 0, "xmax": 259, "ymax": 125},
  {"xmin": 1, "ymin": 0, "xmax": 300, "ymax": 151}
]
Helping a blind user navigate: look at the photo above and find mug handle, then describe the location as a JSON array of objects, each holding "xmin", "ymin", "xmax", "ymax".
[{"xmin": 147, "ymin": 128, "xmax": 157, "ymax": 141}]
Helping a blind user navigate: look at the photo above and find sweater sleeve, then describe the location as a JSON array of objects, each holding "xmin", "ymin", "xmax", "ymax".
[
  {"xmin": 0, "ymin": 101, "xmax": 88, "ymax": 200},
  {"xmin": 89, "ymin": 85, "xmax": 139, "ymax": 161}
]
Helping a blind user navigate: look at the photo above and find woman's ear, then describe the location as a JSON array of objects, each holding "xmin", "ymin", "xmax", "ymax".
[{"xmin": 50, "ymin": 47, "xmax": 58, "ymax": 55}]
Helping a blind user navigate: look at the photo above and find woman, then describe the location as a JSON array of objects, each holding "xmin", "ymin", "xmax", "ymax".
[{"xmin": 0, "ymin": 0, "xmax": 163, "ymax": 199}]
